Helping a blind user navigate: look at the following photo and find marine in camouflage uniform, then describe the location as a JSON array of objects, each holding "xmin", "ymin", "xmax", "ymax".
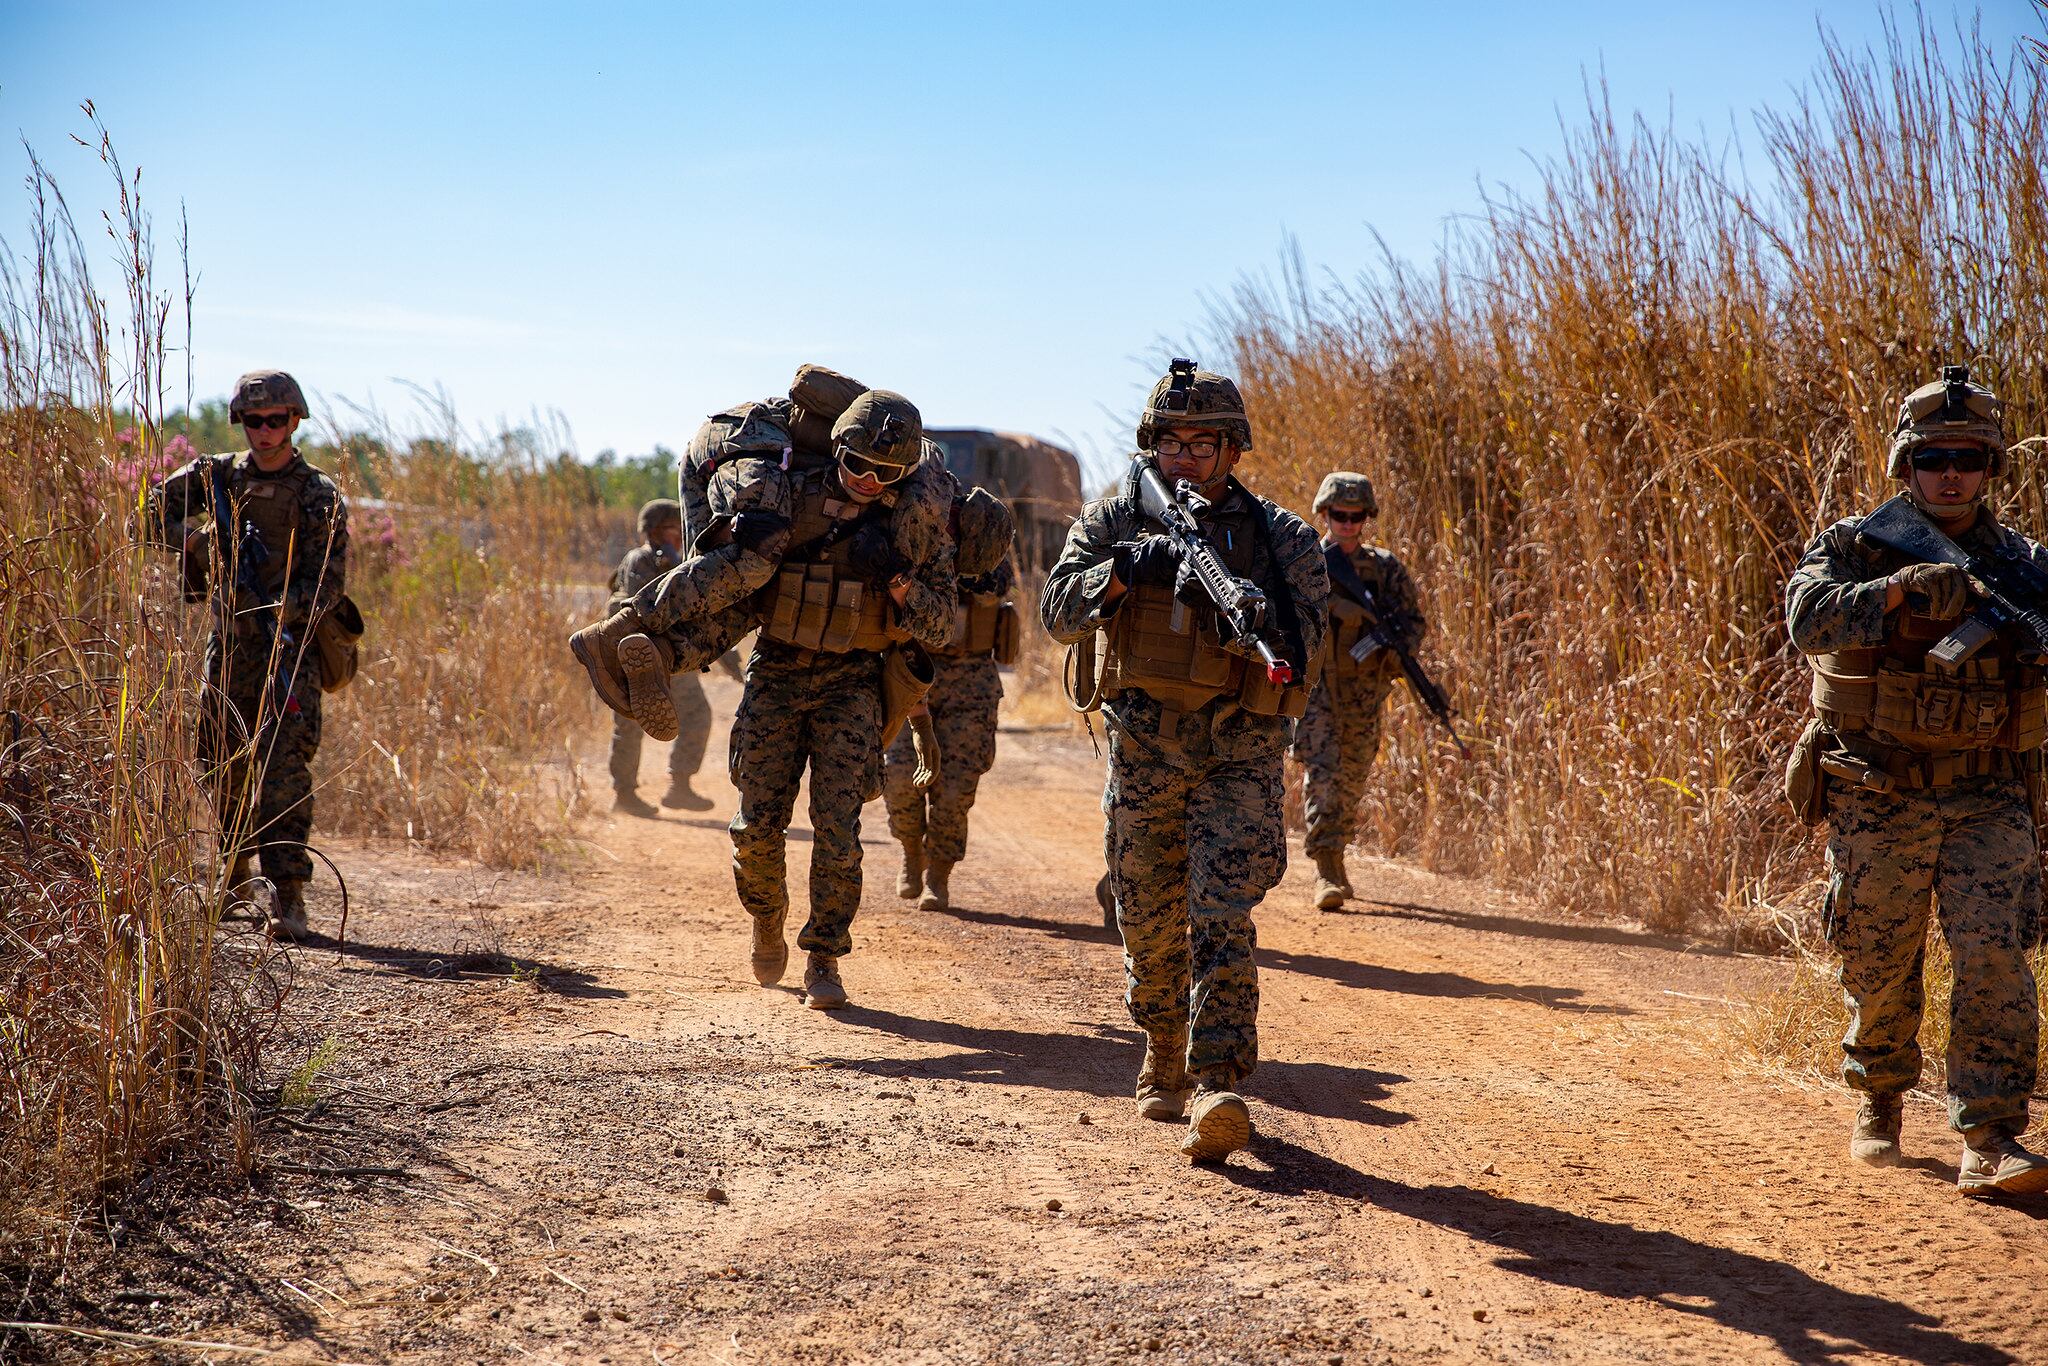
[
  {"xmin": 605, "ymin": 499, "xmax": 716, "ymax": 817},
  {"xmin": 570, "ymin": 385, "xmax": 957, "ymax": 1009},
  {"xmin": 1042, "ymin": 360, "xmax": 1327, "ymax": 1163},
  {"xmin": 885, "ymin": 488, "xmax": 1018, "ymax": 912},
  {"xmin": 146, "ymin": 370, "xmax": 349, "ymax": 941},
  {"xmin": 1786, "ymin": 364, "xmax": 2048, "ymax": 1196},
  {"xmin": 1291, "ymin": 471, "xmax": 1426, "ymax": 910}
]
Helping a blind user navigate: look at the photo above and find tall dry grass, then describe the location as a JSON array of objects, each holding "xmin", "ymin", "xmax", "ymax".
[
  {"xmin": 307, "ymin": 414, "xmax": 614, "ymax": 869},
  {"xmin": 1223, "ymin": 14, "xmax": 2048, "ymax": 951},
  {"xmin": 0, "ymin": 125, "xmax": 273, "ymax": 1286}
]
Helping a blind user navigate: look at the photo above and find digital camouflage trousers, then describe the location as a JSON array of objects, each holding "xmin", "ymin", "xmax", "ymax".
[
  {"xmin": 610, "ymin": 670, "xmax": 711, "ymax": 791},
  {"xmin": 1292, "ymin": 679, "xmax": 1390, "ymax": 858},
  {"xmin": 1104, "ymin": 702, "xmax": 1287, "ymax": 1091},
  {"xmin": 1823, "ymin": 772, "xmax": 2042, "ymax": 1134},
  {"xmin": 200, "ymin": 633, "xmax": 324, "ymax": 885},
  {"xmin": 882, "ymin": 654, "xmax": 1001, "ymax": 866},
  {"xmin": 728, "ymin": 641, "xmax": 883, "ymax": 958}
]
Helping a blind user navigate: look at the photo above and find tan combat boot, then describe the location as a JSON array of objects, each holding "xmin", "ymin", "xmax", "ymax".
[
  {"xmin": 918, "ymin": 861, "xmax": 952, "ymax": 913},
  {"xmin": 661, "ymin": 777, "xmax": 713, "ymax": 812},
  {"xmin": 1958, "ymin": 1126, "xmax": 2048, "ymax": 1197},
  {"xmin": 1848, "ymin": 1092, "xmax": 1904, "ymax": 1166},
  {"xmin": 1180, "ymin": 1088, "xmax": 1253, "ymax": 1162},
  {"xmin": 1097, "ymin": 872, "xmax": 1117, "ymax": 930},
  {"xmin": 1312, "ymin": 849, "xmax": 1349, "ymax": 911},
  {"xmin": 568, "ymin": 609, "xmax": 641, "ymax": 717},
  {"xmin": 749, "ymin": 907, "xmax": 789, "ymax": 986},
  {"xmin": 896, "ymin": 839, "xmax": 924, "ymax": 900},
  {"xmin": 264, "ymin": 879, "xmax": 310, "ymax": 943},
  {"xmin": 1135, "ymin": 1038, "xmax": 1190, "ymax": 1122},
  {"xmin": 803, "ymin": 952, "xmax": 848, "ymax": 1010},
  {"xmin": 616, "ymin": 632, "xmax": 679, "ymax": 742}
]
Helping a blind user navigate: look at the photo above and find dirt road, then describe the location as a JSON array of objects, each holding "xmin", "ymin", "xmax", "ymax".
[{"xmin": 63, "ymin": 676, "xmax": 2048, "ymax": 1363}]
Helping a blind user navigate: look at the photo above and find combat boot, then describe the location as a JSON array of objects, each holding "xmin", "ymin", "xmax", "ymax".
[
  {"xmin": 568, "ymin": 609, "xmax": 641, "ymax": 717},
  {"xmin": 918, "ymin": 861, "xmax": 952, "ymax": 913},
  {"xmin": 749, "ymin": 907, "xmax": 789, "ymax": 986},
  {"xmin": 613, "ymin": 787, "xmax": 659, "ymax": 819},
  {"xmin": 1135, "ymin": 1038, "xmax": 1190, "ymax": 1122},
  {"xmin": 616, "ymin": 632, "xmax": 679, "ymax": 742},
  {"xmin": 1848, "ymin": 1092, "xmax": 1904, "ymax": 1166},
  {"xmin": 264, "ymin": 879, "xmax": 310, "ymax": 943},
  {"xmin": 803, "ymin": 952, "xmax": 848, "ymax": 1010},
  {"xmin": 1312, "ymin": 849, "xmax": 1349, "ymax": 911},
  {"xmin": 1096, "ymin": 872, "xmax": 1117, "ymax": 930},
  {"xmin": 661, "ymin": 777, "xmax": 713, "ymax": 812},
  {"xmin": 1958, "ymin": 1126, "xmax": 2048, "ymax": 1197},
  {"xmin": 897, "ymin": 839, "xmax": 924, "ymax": 900},
  {"xmin": 1180, "ymin": 1088, "xmax": 1252, "ymax": 1162}
]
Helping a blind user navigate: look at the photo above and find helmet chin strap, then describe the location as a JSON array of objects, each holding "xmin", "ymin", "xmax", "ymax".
[{"xmin": 1903, "ymin": 478, "xmax": 1986, "ymax": 523}]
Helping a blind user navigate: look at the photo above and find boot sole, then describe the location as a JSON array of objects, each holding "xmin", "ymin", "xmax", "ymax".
[
  {"xmin": 569, "ymin": 631, "xmax": 632, "ymax": 716},
  {"xmin": 618, "ymin": 634, "xmax": 680, "ymax": 742},
  {"xmin": 1180, "ymin": 1094, "xmax": 1252, "ymax": 1161},
  {"xmin": 1960, "ymin": 1165, "xmax": 2048, "ymax": 1197}
]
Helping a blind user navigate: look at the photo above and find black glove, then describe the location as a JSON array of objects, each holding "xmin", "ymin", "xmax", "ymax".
[
  {"xmin": 1114, "ymin": 535, "xmax": 1181, "ymax": 589},
  {"xmin": 846, "ymin": 522, "xmax": 901, "ymax": 585},
  {"xmin": 731, "ymin": 510, "xmax": 789, "ymax": 555}
]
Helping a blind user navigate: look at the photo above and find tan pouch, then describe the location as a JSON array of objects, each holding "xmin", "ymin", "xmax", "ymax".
[
  {"xmin": 1785, "ymin": 718, "xmax": 1829, "ymax": 825},
  {"xmin": 313, "ymin": 594, "xmax": 365, "ymax": 693},
  {"xmin": 992, "ymin": 600, "xmax": 1022, "ymax": 666},
  {"xmin": 880, "ymin": 644, "xmax": 936, "ymax": 748}
]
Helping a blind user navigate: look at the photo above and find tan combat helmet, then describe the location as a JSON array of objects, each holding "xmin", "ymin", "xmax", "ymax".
[
  {"xmin": 638, "ymin": 498, "xmax": 682, "ymax": 538},
  {"xmin": 954, "ymin": 487, "xmax": 1016, "ymax": 578},
  {"xmin": 1889, "ymin": 365, "xmax": 2007, "ymax": 513},
  {"xmin": 1136, "ymin": 358, "xmax": 1253, "ymax": 452},
  {"xmin": 832, "ymin": 390, "xmax": 924, "ymax": 491},
  {"xmin": 229, "ymin": 369, "xmax": 309, "ymax": 421},
  {"xmin": 1313, "ymin": 471, "xmax": 1377, "ymax": 519}
]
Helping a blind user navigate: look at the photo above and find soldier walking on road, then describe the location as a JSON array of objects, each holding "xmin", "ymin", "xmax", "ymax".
[
  {"xmin": 885, "ymin": 488, "xmax": 1018, "ymax": 912},
  {"xmin": 1042, "ymin": 361, "xmax": 1327, "ymax": 1162},
  {"xmin": 1786, "ymin": 365, "xmax": 2048, "ymax": 1196},
  {"xmin": 1292, "ymin": 472, "xmax": 1426, "ymax": 911},
  {"xmin": 147, "ymin": 370, "xmax": 350, "ymax": 941},
  {"xmin": 606, "ymin": 499, "xmax": 717, "ymax": 817}
]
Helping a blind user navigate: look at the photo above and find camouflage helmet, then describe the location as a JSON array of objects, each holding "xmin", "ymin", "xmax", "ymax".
[
  {"xmin": 1312, "ymin": 471, "xmax": 1378, "ymax": 518},
  {"xmin": 1136, "ymin": 358, "xmax": 1253, "ymax": 453},
  {"xmin": 831, "ymin": 389, "xmax": 924, "ymax": 484},
  {"xmin": 954, "ymin": 487, "xmax": 1016, "ymax": 578},
  {"xmin": 637, "ymin": 498, "xmax": 682, "ymax": 537},
  {"xmin": 1887, "ymin": 365, "xmax": 2007, "ymax": 478},
  {"xmin": 228, "ymin": 369, "xmax": 309, "ymax": 421}
]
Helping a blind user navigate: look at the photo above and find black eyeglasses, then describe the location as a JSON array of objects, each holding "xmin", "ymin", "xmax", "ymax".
[
  {"xmin": 1155, "ymin": 436, "xmax": 1222, "ymax": 458},
  {"xmin": 1326, "ymin": 509, "xmax": 1369, "ymax": 525},
  {"xmin": 838, "ymin": 445, "xmax": 914, "ymax": 485},
  {"xmin": 240, "ymin": 413, "xmax": 293, "ymax": 430},
  {"xmin": 1911, "ymin": 447, "xmax": 1992, "ymax": 474}
]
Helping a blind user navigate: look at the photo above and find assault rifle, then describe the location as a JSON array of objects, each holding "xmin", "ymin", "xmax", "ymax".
[
  {"xmin": 1325, "ymin": 546, "xmax": 1471, "ymax": 758},
  {"xmin": 206, "ymin": 458, "xmax": 301, "ymax": 716},
  {"xmin": 1856, "ymin": 494, "xmax": 2048, "ymax": 668},
  {"xmin": 1132, "ymin": 461, "xmax": 1295, "ymax": 688}
]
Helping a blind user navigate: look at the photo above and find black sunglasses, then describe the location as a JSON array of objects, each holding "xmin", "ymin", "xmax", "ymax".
[
  {"xmin": 240, "ymin": 413, "xmax": 294, "ymax": 430},
  {"xmin": 1326, "ymin": 509, "xmax": 1369, "ymax": 524},
  {"xmin": 1911, "ymin": 447, "xmax": 1992, "ymax": 474}
]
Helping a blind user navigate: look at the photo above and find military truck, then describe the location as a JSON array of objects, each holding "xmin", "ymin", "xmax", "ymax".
[{"xmin": 927, "ymin": 429, "xmax": 1083, "ymax": 572}]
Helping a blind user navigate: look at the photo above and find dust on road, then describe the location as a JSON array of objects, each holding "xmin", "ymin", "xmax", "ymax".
[{"xmin": 82, "ymin": 676, "xmax": 2048, "ymax": 1364}]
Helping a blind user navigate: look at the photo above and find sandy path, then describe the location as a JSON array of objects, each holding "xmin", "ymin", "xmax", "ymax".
[{"xmin": 86, "ymin": 674, "xmax": 2048, "ymax": 1364}]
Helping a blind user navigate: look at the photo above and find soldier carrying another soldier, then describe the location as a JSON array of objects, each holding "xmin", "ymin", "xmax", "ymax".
[
  {"xmin": 146, "ymin": 369, "xmax": 353, "ymax": 941},
  {"xmin": 1043, "ymin": 359, "xmax": 1327, "ymax": 1163},
  {"xmin": 1786, "ymin": 364, "xmax": 2048, "ymax": 1196},
  {"xmin": 1292, "ymin": 471, "xmax": 1427, "ymax": 911}
]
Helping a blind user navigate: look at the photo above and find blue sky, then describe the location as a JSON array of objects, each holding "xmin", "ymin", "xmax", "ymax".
[{"xmin": 1, "ymin": 2, "xmax": 2033, "ymax": 479}]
